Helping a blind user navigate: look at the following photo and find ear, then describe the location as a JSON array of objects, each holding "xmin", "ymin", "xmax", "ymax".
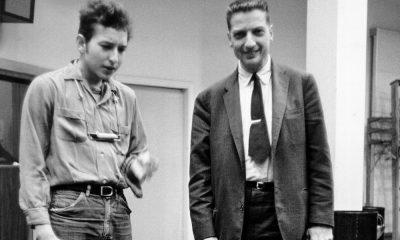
[
  {"xmin": 269, "ymin": 24, "xmax": 274, "ymax": 41},
  {"xmin": 227, "ymin": 31, "xmax": 233, "ymax": 47},
  {"xmin": 76, "ymin": 34, "xmax": 87, "ymax": 54}
]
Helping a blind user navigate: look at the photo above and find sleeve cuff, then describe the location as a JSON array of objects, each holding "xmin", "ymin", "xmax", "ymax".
[
  {"xmin": 24, "ymin": 207, "xmax": 50, "ymax": 226},
  {"xmin": 308, "ymin": 223, "xmax": 333, "ymax": 228}
]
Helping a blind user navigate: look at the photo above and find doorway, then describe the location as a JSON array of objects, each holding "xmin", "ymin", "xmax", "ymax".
[{"xmin": 123, "ymin": 84, "xmax": 190, "ymax": 240}]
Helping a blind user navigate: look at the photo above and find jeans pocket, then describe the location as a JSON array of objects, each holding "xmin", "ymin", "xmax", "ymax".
[
  {"xmin": 118, "ymin": 194, "xmax": 132, "ymax": 214},
  {"xmin": 50, "ymin": 191, "xmax": 86, "ymax": 213}
]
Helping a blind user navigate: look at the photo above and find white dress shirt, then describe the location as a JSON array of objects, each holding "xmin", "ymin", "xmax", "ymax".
[{"xmin": 238, "ymin": 56, "xmax": 273, "ymax": 181}]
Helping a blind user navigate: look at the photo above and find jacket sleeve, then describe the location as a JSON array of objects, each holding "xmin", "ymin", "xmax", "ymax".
[
  {"xmin": 303, "ymin": 74, "xmax": 334, "ymax": 227},
  {"xmin": 189, "ymin": 91, "xmax": 216, "ymax": 240},
  {"xmin": 19, "ymin": 76, "xmax": 55, "ymax": 226}
]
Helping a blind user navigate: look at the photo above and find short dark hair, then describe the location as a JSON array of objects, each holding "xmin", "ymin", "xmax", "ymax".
[
  {"xmin": 226, "ymin": 0, "xmax": 270, "ymax": 30},
  {"xmin": 78, "ymin": 0, "xmax": 132, "ymax": 42}
]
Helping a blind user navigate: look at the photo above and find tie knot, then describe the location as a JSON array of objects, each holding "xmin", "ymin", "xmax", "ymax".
[
  {"xmin": 250, "ymin": 74, "xmax": 261, "ymax": 88},
  {"xmin": 251, "ymin": 74, "xmax": 259, "ymax": 82}
]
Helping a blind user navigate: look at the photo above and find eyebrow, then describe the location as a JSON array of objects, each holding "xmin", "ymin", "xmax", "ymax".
[
  {"xmin": 99, "ymin": 40, "xmax": 127, "ymax": 47},
  {"xmin": 99, "ymin": 40, "xmax": 116, "ymax": 44}
]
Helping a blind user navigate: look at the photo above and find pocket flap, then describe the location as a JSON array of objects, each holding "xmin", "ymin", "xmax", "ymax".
[
  {"xmin": 58, "ymin": 108, "xmax": 85, "ymax": 120},
  {"xmin": 285, "ymin": 107, "xmax": 304, "ymax": 119},
  {"xmin": 111, "ymin": 125, "xmax": 130, "ymax": 135},
  {"xmin": 119, "ymin": 125, "xmax": 131, "ymax": 135}
]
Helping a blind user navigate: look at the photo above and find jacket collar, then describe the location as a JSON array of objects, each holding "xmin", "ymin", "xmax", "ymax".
[{"xmin": 223, "ymin": 69, "xmax": 245, "ymax": 171}]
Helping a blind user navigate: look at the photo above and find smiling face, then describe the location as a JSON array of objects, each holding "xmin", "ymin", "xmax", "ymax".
[
  {"xmin": 228, "ymin": 9, "xmax": 272, "ymax": 73},
  {"xmin": 78, "ymin": 23, "xmax": 128, "ymax": 84}
]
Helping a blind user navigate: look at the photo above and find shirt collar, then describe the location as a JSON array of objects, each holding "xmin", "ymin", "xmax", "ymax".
[
  {"xmin": 238, "ymin": 55, "xmax": 271, "ymax": 87},
  {"xmin": 63, "ymin": 59, "xmax": 85, "ymax": 81},
  {"xmin": 63, "ymin": 59, "xmax": 118, "ymax": 92}
]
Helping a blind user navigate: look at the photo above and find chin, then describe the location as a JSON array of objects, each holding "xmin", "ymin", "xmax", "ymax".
[
  {"xmin": 99, "ymin": 73, "xmax": 113, "ymax": 80},
  {"xmin": 242, "ymin": 62, "xmax": 261, "ymax": 73}
]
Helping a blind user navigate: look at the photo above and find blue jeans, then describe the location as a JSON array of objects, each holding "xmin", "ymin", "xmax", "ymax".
[{"xmin": 49, "ymin": 190, "xmax": 132, "ymax": 240}]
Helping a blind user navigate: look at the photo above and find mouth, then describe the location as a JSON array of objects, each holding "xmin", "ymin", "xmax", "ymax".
[
  {"xmin": 243, "ymin": 51, "xmax": 259, "ymax": 59},
  {"xmin": 103, "ymin": 66, "xmax": 116, "ymax": 73}
]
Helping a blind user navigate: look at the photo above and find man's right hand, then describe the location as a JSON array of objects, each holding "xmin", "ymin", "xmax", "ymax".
[
  {"xmin": 34, "ymin": 224, "xmax": 60, "ymax": 240},
  {"xmin": 126, "ymin": 151, "xmax": 159, "ymax": 198}
]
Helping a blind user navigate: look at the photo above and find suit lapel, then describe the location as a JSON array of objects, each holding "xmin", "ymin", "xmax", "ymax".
[
  {"xmin": 223, "ymin": 70, "xmax": 245, "ymax": 171},
  {"xmin": 271, "ymin": 62, "xmax": 289, "ymax": 159}
]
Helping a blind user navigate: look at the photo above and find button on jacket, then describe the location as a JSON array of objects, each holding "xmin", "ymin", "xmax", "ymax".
[{"xmin": 19, "ymin": 62, "xmax": 148, "ymax": 226}]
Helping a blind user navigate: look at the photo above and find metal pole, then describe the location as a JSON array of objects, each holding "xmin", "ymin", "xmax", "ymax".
[
  {"xmin": 390, "ymin": 80, "xmax": 400, "ymax": 240},
  {"xmin": 366, "ymin": 118, "xmax": 373, "ymax": 205}
]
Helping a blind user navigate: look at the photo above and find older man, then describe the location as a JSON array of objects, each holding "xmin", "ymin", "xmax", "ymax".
[{"xmin": 189, "ymin": 1, "xmax": 334, "ymax": 240}]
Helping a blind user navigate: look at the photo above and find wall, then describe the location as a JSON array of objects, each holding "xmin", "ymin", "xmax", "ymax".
[
  {"xmin": 306, "ymin": 1, "xmax": 338, "ymax": 163},
  {"xmin": 117, "ymin": 0, "xmax": 202, "ymax": 86},
  {"xmin": 0, "ymin": 81, "xmax": 13, "ymax": 155},
  {"xmin": 0, "ymin": 0, "xmax": 203, "ymax": 86},
  {"xmin": 0, "ymin": 1, "xmax": 80, "ymax": 69}
]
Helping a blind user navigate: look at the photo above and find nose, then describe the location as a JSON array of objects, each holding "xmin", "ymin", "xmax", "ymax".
[
  {"xmin": 109, "ymin": 48, "xmax": 119, "ymax": 66},
  {"xmin": 244, "ymin": 33, "xmax": 256, "ymax": 49}
]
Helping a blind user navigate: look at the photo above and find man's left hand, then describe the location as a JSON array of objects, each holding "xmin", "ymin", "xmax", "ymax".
[{"xmin": 307, "ymin": 226, "xmax": 333, "ymax": 240}]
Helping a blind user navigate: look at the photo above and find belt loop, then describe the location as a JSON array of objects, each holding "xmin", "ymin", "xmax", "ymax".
[{"xmin": 86, "ymin": 185, "xmax": 91, "ymax": 196}]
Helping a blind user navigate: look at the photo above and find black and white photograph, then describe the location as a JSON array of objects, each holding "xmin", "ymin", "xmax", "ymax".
[{"xmin": 0, "ymin": 0, "xmax": 399, "ymax": 239}]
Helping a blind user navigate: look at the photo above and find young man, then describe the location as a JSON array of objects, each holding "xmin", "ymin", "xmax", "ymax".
[
  {"xmin": 19, "ymin": 1, "xmax": 157, "ymax": 239},
  {"xmin": 189, "ymin": 0, "xmax": 333, "ymax": 240}
]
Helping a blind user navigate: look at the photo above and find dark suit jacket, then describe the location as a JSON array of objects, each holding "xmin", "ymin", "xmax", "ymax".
[{"xmin": 189, "ymin": 62, "xmax": 333, "ymax": 240}]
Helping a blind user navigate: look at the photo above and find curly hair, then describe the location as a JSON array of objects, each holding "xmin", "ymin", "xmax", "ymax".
[{"xmin": 78, "ymin": 0, "xmax": 132, "ymax": 42}]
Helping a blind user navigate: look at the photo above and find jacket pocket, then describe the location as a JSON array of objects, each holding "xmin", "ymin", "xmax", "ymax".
[
  {"xmin": 55, "ymin": 107, "xmax": 87, "ymax": 142},
  {"xmin": 285, "ymin": 107, "xmax": 304, "ymax": 119},
  {"xmin": 118, "ymin": 194, "xmax": 132, "ymax": 214}
]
